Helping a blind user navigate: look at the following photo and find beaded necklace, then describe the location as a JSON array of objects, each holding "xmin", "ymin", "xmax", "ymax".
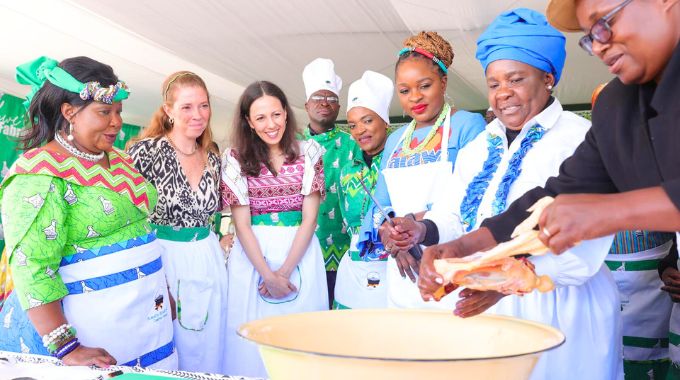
[
  {"xmin": 400, "ymin": 103, "xmax": 450, "ymax": 156},
  {"xmin": 459, "ymin": 123, "xmax": 546, "ymax": 232},
  {"xmin": 54, "ymin": 131, "xmax": 105, "ymax": 162},
  {"xmin": 358, "ymin": 167, "xmax": 377, "ymax": 221},
  {"xmin": 356, "ymin": 157, "xmax": 386, "ymax": 259}
]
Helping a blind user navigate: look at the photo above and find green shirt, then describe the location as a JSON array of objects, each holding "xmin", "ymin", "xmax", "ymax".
[
  {"xmin": 303, "ymin": 127, "xmax": 361, "ymax": 270},
  {"xmin": 338, "ymin": 153, "xmax": 388, "ymax": 262},
  {"xmin": 339, "ymin": 153, "xmax": 382, "ymax": 231}
]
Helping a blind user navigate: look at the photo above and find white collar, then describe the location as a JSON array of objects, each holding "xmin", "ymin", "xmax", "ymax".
[{"xmin": 486, "ymin": 97, "xmax": 564, "ymax": 139}]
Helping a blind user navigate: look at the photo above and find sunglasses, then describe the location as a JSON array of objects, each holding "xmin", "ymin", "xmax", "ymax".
[
  {"xmin": 309, "ymin": 95, "xmax": 339, "ymax": 105},
  {"xmin": 578, "ymin": 0, "xmax": 633, "ymax": 55}
]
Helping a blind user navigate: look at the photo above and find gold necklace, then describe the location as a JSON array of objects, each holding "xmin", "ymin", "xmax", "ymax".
[{"xmin": 167, "ymin": 136, "xmax": 198, "ymax": 156}]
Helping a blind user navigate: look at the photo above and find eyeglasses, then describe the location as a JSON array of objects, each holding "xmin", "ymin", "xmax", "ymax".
[
  {"xmin": 309, "ymin": 95, "xmax": 339, "ymax": 105},
  {"xmin": 579, "ymin": 0, "xmax": 633, "ymax": 55}
]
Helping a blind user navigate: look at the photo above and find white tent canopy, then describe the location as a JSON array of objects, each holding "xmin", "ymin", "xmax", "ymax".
[{"xmin": 0, "ymin": 0, "xmax": 613, "ymax": 146}]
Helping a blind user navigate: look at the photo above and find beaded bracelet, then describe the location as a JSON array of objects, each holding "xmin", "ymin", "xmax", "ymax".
[
  {"xmin": 43, "ymin": 325, "xmax": 76, "ymax": 350},
  {"xmin": 54, "ymin": 338, "xmax": 80, "ymax": 360},
  {"xmin": 42, "ymin": 323, "xmax": 70, "ymax": 346},
  {"xmin": 42, "ymin": 324, "xmax": 77, "ymax": 354}
]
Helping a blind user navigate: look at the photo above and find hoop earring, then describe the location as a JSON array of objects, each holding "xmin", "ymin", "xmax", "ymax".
[{"xmin": 67, "ymin": 123, "xmax": 75, "ymax": 142}]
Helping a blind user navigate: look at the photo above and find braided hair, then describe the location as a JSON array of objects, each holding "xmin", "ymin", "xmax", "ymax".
[{"xmin": 397, "ymin": 31, "xmax": 454, "ymax": 77}]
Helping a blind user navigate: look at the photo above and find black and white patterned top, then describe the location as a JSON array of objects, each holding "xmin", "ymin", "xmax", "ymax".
[{"xmin": 128, "ymin": 137, "xmax": 221, "ymax": 228}]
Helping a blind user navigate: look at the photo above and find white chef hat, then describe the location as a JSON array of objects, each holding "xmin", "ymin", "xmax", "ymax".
[
  {"xmin": 347, "ymin": 70, "xmax": 393, "ymax": 125},
  {"xmin": 302, "ymin": 58, "xmax": 343, "ymax": 101}
]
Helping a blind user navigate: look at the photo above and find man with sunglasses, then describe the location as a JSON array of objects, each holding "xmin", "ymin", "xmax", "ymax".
[
  {"xmin": 417, "ymin": 0, "xmax": 680, "ymax": 371},
  {"xmin": 302, "ymin": 58, "xmax": 361, "ymax": 308}
]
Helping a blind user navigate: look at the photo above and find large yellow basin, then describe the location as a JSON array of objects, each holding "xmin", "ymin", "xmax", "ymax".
[{"xmin": 238, "ymin": 309, "xmax": 564, "ymax": 380}]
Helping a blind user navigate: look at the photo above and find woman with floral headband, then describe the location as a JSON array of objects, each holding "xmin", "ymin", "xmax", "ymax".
[
  {"xmin": 0, "ymin": 56, "xmax": 177, "ymax": 369},
  {"xmin": 127, "ymin": 71, "xmax": 228, "ymax": 373},
  {"xmin": 357, "ymin": 31, "xmax": 486, "ymax": 309}
]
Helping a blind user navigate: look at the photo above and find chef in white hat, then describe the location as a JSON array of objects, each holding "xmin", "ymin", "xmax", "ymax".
[
  {"xmin": 301, "ymin": 58, "xmax": 361, "ymax": 308},
  {"xmin": 333, "ymin": 70, "xmax": 394, "ymax": 309}
]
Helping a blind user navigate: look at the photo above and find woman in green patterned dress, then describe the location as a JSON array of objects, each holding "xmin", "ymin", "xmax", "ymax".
[
  {"xmin": 333, "ymin": 71, "xmax": 393, "ymax": 309},
  {"xmin": 0, "ymin": 56, "xmax": 177, "ymax": 369}
]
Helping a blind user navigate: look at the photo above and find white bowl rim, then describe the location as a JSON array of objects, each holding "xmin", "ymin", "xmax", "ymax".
[{"xmin": 237, "ymin": 310, "xmax": 566, "ymax": 362}]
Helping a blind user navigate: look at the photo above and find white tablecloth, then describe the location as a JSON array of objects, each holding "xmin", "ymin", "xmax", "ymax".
[{"xmin": 0, "ymin": 351, "xmax": 263, "ymax": 380}]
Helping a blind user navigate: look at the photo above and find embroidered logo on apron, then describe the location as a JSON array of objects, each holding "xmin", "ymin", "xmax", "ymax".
[
  {"xmin": 148, "ymin": 287, "xmax": 169, "ymax": 322},
  {"xmin": 366, "ymin": 271, "xmax": 381, "ymax": 289}
]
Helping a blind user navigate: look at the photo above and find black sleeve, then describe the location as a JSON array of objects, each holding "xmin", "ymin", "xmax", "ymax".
[
  {"xmin": 659, "ymin": 235, "xmax": 678, "ymax": 277},
  {"xmin": 127, "ymin": 139, "xmax": 154, "ymax": 180},
  {"xmin": 662, "ymin": 179, "xmax": 680, "ymax": 212},
  {"xmin": 481, "ymin": 125, "xmax": 618, "ymax": 242},
  {"xmin": 421, "ymin": 219, "xmax": 440, "ymax": 246}
]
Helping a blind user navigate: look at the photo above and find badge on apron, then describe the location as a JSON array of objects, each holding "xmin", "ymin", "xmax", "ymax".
[
  {"xmin": 148, "ymin": 287, "xmax": 169, "ymax": 322},
  {"xmin": 367, "ymin": 271, "xmax": 381, "ymax": 289}
]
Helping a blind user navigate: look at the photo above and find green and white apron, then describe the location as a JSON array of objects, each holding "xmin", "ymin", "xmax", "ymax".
[
  {"xmin": 152, "ymin": 224, "xmax": 229, "ymax": 374},
  {"xmin": 606, "ymin": 234, "xmax": 674, "ymax": 379},
  {"xmin": 225, "ymin": 211, "xmax": 328, "ymax": 378}
]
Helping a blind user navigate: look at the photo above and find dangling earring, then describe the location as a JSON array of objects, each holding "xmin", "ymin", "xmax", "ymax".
[
  {"xmin": 67, "ymin": 123, "xmax": 75, "ymax": 142},
  {"xmin": 169, "ymin": 117, "xmax": 174, "ymax": 125},
  {"xmin": 547, "ymin": 85, "xmax": 553, "ymax": 91}
]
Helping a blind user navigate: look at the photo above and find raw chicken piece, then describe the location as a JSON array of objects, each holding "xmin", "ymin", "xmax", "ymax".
[
  {"xmin": 434, "ymin": 257, "xmax": 554, "ymax": 296},
  {"xmin": 432, "ymin": 197, "xmax": 558, "ymax": 298}
]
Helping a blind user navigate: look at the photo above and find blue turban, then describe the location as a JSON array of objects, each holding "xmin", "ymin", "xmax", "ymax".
[{"xmin": 476, "ymin": 8, "xmax": 566, "ymax": 85}]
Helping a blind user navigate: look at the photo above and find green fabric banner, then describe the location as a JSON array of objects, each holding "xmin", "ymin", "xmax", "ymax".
[
  {"xmin": 0, "ymin": 93, "xmax": 29, "ymax": 253},
  {"xmin": 0, "ymin": 92, "xmax": 142, "ymax": 251},
  {"xmin": 115, "ymin": 123, "xmax": 141, "ymax": 150},
  {"xmin": 0, "ymin": 94, "xmax": 27, "ymax": 180}
]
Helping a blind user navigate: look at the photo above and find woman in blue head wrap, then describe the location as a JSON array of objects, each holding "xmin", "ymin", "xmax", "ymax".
[{"xmin": 392, "ymin": 8, "xmax": 623, "ymax": 380}]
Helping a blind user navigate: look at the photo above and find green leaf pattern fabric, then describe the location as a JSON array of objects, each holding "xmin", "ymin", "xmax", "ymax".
[{"xmin": 302, "ymin": 127, "xmax": 362, "ymax": 271}]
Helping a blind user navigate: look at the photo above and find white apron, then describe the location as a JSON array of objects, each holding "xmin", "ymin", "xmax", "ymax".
[
  {"xmin": 606, "ymin": 241, "xmax": 673, "ymax": 364},
  {"xmin": 382, "ymin": 112, "xmax": 458, "ymax": 309},
  {"xmin": 225, "ymin": 220, "xmax": 328, "ymax": 378},
  {"xmin": 334, "ymin": 230, "xmax": 388, "ymax": 309},
  {"xmin": 59, "ymin": 238, "xmax": 177, "ymax": 369},
  {"xmin": 155, "ymin": 230, "xmax": 229, "ymax": 374}
]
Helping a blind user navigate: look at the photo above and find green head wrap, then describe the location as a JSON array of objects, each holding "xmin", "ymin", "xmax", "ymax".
[{"xmin": 15, "ymin": 56, "xmax": 130, "ymax": 110}]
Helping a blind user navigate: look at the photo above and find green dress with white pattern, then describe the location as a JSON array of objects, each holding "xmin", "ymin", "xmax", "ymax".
[
  {"xmin": 333, "ymin": 153, "xmax": 389, "ymax": 309},
  {"xmin": 0, "ymin": 147, "xmax": 161, "ymax": 357}
]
